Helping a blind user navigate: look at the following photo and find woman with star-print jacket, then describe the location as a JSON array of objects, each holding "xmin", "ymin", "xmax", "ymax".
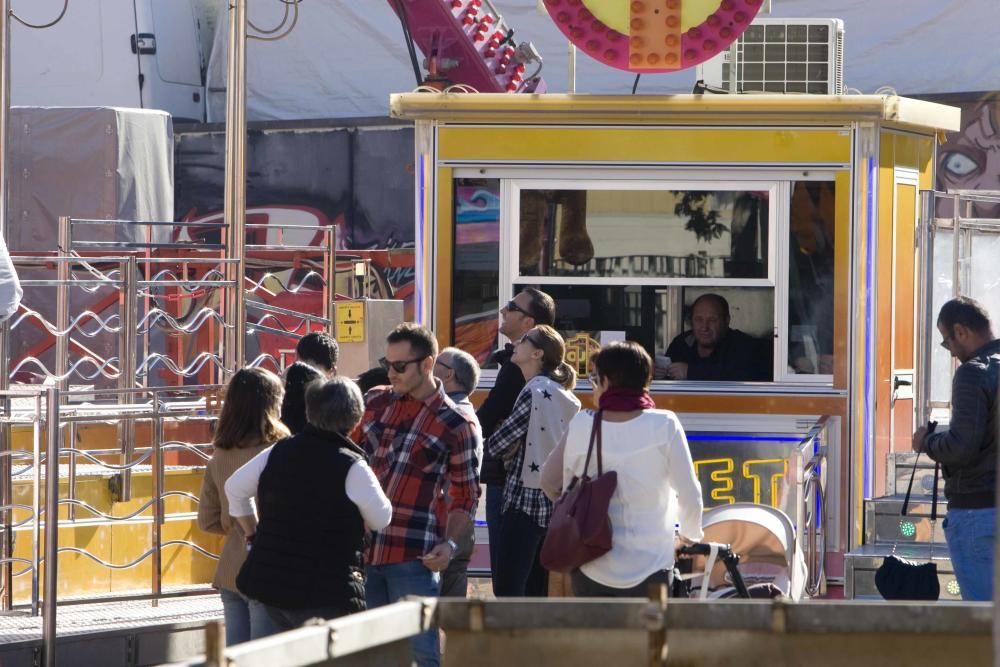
[{"xmin": 486, "ymin": 325, "xmax": 580, "ymax": 597}]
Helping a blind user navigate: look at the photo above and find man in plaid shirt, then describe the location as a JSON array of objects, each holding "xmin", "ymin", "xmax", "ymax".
[{"xmin": 356, "ymin": 323, "xmax": 480, "ymax": 667}]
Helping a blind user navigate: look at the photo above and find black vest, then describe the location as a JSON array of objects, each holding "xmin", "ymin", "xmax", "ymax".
[{"xmin": 236, "ymin": 427, "xmax": 368, "ymax": 613}]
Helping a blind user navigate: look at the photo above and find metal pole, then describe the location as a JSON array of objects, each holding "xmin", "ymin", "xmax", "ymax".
[
  {"xmin": 324, "ymin": 226, "xmax": 336, "ymax": 332},
  {"xmin": 117, "ymin": 257, "xmax": 138, "ymax": 501},
  {"xmin": 30, "ymin": 395, "xmax": 40, "ymax": 616},
  {"xmin": 222, "ymin": 0, "xmax": 248, "ymax": 372},
  {"xmin": 915, "ymin": 190, "xmax": 935, "ymax": 427},
  {"xmin": 42, "ymin": 387, "xmax": 59, "ymax": 667},
  {"xmin": 151, "ymin": 391, "xmax": 163, "ymax": 606},
  {"xmin": 0, "ymin": 0, "xmax": 13, "ymax": 612}
]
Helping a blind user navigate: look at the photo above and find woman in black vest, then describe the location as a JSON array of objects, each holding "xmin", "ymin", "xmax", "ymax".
[{"xmin": 225, "ymin": 376, "xmax": 392, "ymax": 629}]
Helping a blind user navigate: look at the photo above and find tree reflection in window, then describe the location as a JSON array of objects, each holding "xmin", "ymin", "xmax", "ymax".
[{"xmin": 519, "ymin": 189, "xmax": 768, "ymax": 280}]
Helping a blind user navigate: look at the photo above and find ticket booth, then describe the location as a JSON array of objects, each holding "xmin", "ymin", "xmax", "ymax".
[{"xmin": 391, "ymin": 93, "xmax": 959, "ymax": 580}]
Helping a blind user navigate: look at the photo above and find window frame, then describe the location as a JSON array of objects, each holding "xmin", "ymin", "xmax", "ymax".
[{"xmin": 453, "ymin": 167, "xmax": 838, "ymax": 388}]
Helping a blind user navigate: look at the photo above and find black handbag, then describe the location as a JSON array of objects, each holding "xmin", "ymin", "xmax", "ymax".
[{"xmin": 875, "ymin": 436, "xmax": 941, "ymax": 601}]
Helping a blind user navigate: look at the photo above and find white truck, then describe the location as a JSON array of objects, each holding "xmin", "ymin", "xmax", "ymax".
[{"xmin": 11, "ymin": 0, "xmax": 211, "ymax": 122}]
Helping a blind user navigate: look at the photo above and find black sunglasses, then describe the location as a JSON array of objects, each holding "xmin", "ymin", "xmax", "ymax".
[
  {"xmin": 504, "ymin": 299, "xmax": 533, "ymax": 318},
  {"xmin": 379, "ymin": 355, "xmax": 428, "ymax": 373}
]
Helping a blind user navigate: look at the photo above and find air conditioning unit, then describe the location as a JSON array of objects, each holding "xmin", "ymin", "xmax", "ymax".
[{"xmin": 696, "ymin": 18, "xmax": 844, "ymax": 95}]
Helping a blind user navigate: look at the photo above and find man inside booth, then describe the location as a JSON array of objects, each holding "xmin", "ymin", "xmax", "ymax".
[{"xmin": 661, "ymin": 293, "xmax": 770, "ymax": 382}]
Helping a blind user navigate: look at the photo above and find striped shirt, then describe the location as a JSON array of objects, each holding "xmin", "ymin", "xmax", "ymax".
[
  {"xmin": 356, "ymin": 380, "xmax": 480, "ymax": 566},
  {"xmin": 486, "ymin": 389, "xmax": 553, "ymax": 528}
]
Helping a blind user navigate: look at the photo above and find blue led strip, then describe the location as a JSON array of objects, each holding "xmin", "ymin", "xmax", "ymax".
[
  {"xmin": 414, "ymin": 153, "xmax": 425, "ymax": 324},
  {"xmin": 686, "ymin": 435, "xmax": 802, "ymax": 443},
  {"xmin": 862, "ymin": 156, "xmax": 876, "ymax": 498}
]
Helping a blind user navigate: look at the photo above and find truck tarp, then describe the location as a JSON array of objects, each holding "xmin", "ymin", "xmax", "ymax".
[{"xmin": 206, "ymin": 0, "xmax": 1000, "ymax": 121}]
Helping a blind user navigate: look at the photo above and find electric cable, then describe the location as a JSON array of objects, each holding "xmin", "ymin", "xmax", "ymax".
[{"xmin": 10, "ymin": 0, "xmax": 69, "ymax": 29}]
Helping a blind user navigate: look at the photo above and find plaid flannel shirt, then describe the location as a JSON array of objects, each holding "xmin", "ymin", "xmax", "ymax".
[
  {"xmin": 356, "ymin": 380, "xmax": 480, "ymax": 566},
  {"xmin": 485, "ymin": 389, "xmax": 553, "ymax": 528}
]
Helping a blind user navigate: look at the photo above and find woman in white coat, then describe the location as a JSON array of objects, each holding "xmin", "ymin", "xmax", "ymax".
[{"xmin": 543, "ymin": 341, "xmax": 703, "ymax": 596}]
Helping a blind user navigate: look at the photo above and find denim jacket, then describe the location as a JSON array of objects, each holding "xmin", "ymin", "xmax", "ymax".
[{"xmin": 923, "ymin": 339, "xmax": 1000, "ymax": 507}]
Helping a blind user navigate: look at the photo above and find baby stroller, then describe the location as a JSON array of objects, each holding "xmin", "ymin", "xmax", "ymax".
[{"xmin": 676, "ymin": 503, "xmax": 808, "ymax": 600}]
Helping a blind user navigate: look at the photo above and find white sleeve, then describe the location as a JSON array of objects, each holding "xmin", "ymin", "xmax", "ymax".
[
  {"xmin": 224, "ymin": 446, "xmax": 273, "ymax": 518},
  {"xmin": 665, "ymin": 416, "xmax": 704, "ymax": 542},
  {"xmin": 345, "ymin": 460, "xmax": 392, "ymax": 530}
]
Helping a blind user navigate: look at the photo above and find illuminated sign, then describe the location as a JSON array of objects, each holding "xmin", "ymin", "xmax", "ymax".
[
  {"xmin": 688, "ymin": 435, "xmax": 798, "ymax": 509},
  {"xmin": 541, "ymin": 0, "xmax": 766, "ymax": 73},
  {"xmin": 564, "ymin": 332, "xmax": 602, "ymax": 376}
]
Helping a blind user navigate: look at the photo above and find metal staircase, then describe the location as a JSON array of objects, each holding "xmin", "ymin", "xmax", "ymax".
[{"xmin": 845, "ymin": 451, "xmax": 960, "ymax": 599}]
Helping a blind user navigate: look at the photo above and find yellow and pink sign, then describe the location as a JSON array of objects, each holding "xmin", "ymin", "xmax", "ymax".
[{"xmin": 542, "ymin": 0, "xmax": 764, "ymax": 72}]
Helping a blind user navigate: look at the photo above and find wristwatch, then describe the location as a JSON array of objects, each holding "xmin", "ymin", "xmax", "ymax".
[{"xmin": 445, "ymin": 538, "xmax": 458, "ymax": 560}]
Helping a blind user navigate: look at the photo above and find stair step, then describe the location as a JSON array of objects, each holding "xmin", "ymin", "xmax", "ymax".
[
  {"xmin": 887, "ymin": 451, "xmax": 946, "ymax": 496},
  {"xmin": 864, "ymin": 494, "xmax": 948, "ymax": 546},
  {"xmin": 845, "ymin": 545, "xmax": 961, "ymax": 600}
]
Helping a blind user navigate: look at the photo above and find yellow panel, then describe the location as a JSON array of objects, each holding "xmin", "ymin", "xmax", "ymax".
[
  {"xmin": 13, "ymin": 524, "xmax": 113, "ymax": 603},
  {"xmin": 833, "ymin": 171, "xmax": 853, "ymax": 391},
  {"xmin": 437, "ymin": 127, "xmax": 852, "ymax": 164},
  {"xmin": 436, "ymin": 168, "xmax": 455, "ymax": 345}
]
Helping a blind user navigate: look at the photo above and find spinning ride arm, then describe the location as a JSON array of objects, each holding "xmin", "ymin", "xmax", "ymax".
[{"xmin": 387, "ymin": 0, "xmax": 545, "ymax": 93}]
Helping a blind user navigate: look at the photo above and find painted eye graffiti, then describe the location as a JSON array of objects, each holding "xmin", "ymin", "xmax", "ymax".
[
  {"xmin": 941, "ymin": 151, "xmax": 981, "ymax": 178},
  {"xmin": 542, "ymin": 0, "xmax": 766, "ymax": 73}
]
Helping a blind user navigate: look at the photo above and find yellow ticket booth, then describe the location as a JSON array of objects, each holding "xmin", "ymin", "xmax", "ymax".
[{"xmin": 391, "ymin": 92, "xmax": 959, "ymax": 586}]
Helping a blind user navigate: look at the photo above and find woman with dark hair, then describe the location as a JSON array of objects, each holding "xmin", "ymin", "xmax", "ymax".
[
  {"xmin": 197, "ymin": 367, "xmax": 289, "ymax": 645},
  {"xmin": 280, "ymin": 362, "xmax": 323, "ymax": 434},
  {"xmin": 226, "ymin": 377, "xmax": 392, "ymax": 629},
  {"xmin": 486, "ymin": 324, "xmax": 581, "ymax": 596},
  {"xmin": 545, "ymin": 341, "xmax": 704, "ymax": 597}
]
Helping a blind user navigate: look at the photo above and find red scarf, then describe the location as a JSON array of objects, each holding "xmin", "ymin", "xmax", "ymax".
[{"xmin": 598, "ymin": 387, "xmax": 655, "ymax": 412}]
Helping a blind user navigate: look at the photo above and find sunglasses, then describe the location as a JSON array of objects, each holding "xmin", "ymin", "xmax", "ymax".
[
  {"xmin": 504, "ymin": 299, "xmax": 533, "ymax": 318},
  {"xmin": 379, "ymin": 355, "xmax": 428, "ymax": 373}
]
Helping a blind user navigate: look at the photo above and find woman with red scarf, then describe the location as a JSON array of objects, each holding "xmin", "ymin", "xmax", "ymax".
[{"xmin": 541, "ymin": 341, "xmax": 704, "ymax": 597}]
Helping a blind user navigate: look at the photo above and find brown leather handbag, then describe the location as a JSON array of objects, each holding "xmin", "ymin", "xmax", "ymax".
[{"xmin": 540, "ymin": 411, "xmax": 618, "ymax": 574}]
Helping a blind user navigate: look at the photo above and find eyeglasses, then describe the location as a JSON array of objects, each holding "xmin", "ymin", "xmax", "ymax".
[
  {"xmin": 940, "ymin": 331, "xmax": 955, "ymax": 350},
  {"xmin": 588, "ymin": 372, "xmax": 600, "ymax": 385},
  {"xmin": 517, "ymin": 333, "xmax": 540, "ymax": 347},
  {"xmin": 379, "ymin": 356, "xmax": 428, "ymax": 373},
  {"xmin": 435, "ymin": 359, "xmax": 453, "ymax": 370},
  {"xmin": 504, "ymin": 299, "xmax": 532, "ymax": 318}
]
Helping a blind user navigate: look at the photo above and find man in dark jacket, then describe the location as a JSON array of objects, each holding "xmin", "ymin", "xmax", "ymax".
[
  {"xmin": 476, "ymin": 288, "xmax": 555, "ymax": 592},
  {"xmin": 663, "ymin": 293, "xmax": 771, "ymax": 381},
  {"xmin": 913, "ymin": 296, "xmax": 999, "ymax": 601}
]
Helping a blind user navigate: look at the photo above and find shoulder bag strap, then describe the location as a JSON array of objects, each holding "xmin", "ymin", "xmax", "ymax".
[
  {"xmin": 582, "ymin": 410, "xmax": 603, "ymax": 478},
  {"xmin": 903, "ymin": 421, "xmax": 938, "ymax": 517},
  {"xmin": 901, "ymin": 452, "xmax": 920, "ymax": 517}
]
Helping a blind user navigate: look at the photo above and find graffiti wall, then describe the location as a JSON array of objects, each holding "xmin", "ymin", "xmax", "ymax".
[
  {"xmin": 174, "ymin": 121, "xmax": 417, "ymax": 334},
  {"xmin": 933, "ymin": 93, "xmax": 1000, "ymax": 217}
]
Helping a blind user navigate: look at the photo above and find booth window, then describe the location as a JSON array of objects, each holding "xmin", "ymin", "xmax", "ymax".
[
  {"xmin": 452, "ymin": 178, "xmax": 501, "ymax": 364},
  {"xmin": 786, "ymin": 181, "xmax": 835, "ymax": 377},
  {"xmin": 518, "ymin": 188, "xmax": 769, "ymax": 280},
  {"xmin": 449, "ymin": 176, "xmax": 839, "ymax": 387}
]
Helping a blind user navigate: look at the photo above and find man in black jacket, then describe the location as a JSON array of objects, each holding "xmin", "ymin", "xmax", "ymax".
[
  {"xmin": 477, "ymin": 288, "xmax": 555, "ymax": 592},
  {"xmin": 913, "ymin": 296, "xmax": 999, "ymax": 601}
]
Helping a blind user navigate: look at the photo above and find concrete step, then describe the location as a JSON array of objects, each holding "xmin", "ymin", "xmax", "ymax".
[
  {"xmin": 844, "ymin": 544, "xmax": 961, "ymax": 600},
  {"xmin": 864, "ymin": 494, "xmax": 947, "ymax": 546}
]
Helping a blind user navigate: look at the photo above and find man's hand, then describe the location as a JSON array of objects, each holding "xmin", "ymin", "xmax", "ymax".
[
  {"xmin": 420, "ymin": 541, "xmax": 454, "ymax": 572},
  {"xmin": 911, "ymin": 426, "xmax": 928, "ymax": 453},
  {"xmin": 665, "ymin": 362, "xmax": 688, "ymax": 380}
]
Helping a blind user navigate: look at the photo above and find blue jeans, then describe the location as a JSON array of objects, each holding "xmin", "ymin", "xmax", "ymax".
[
  {"xmin": 220, "ymin": 587, "xmax": 279, "ymax": 646},
  {"xmin": 485, "ymin": 483, "xmax": 504, "ymax": 578},
  {"xmin": 943, "ymin": 507, "xmax": 996, "ymax": 602},
  {"xmin": 366, "ymin": 560, "xmax": 441, "ymax": 667}
]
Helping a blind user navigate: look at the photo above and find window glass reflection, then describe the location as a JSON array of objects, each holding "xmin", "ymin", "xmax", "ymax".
[
  {"xmin": 787, "ymin": 181, "xmax": 835, "ymax": 375},
  {"xmin": 453, "ymin": 179, "xmax": 501, "ymax": 364},
  {"xmin": 518, "ymin": 189, "xmax": 769, "ymax": 279}
]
